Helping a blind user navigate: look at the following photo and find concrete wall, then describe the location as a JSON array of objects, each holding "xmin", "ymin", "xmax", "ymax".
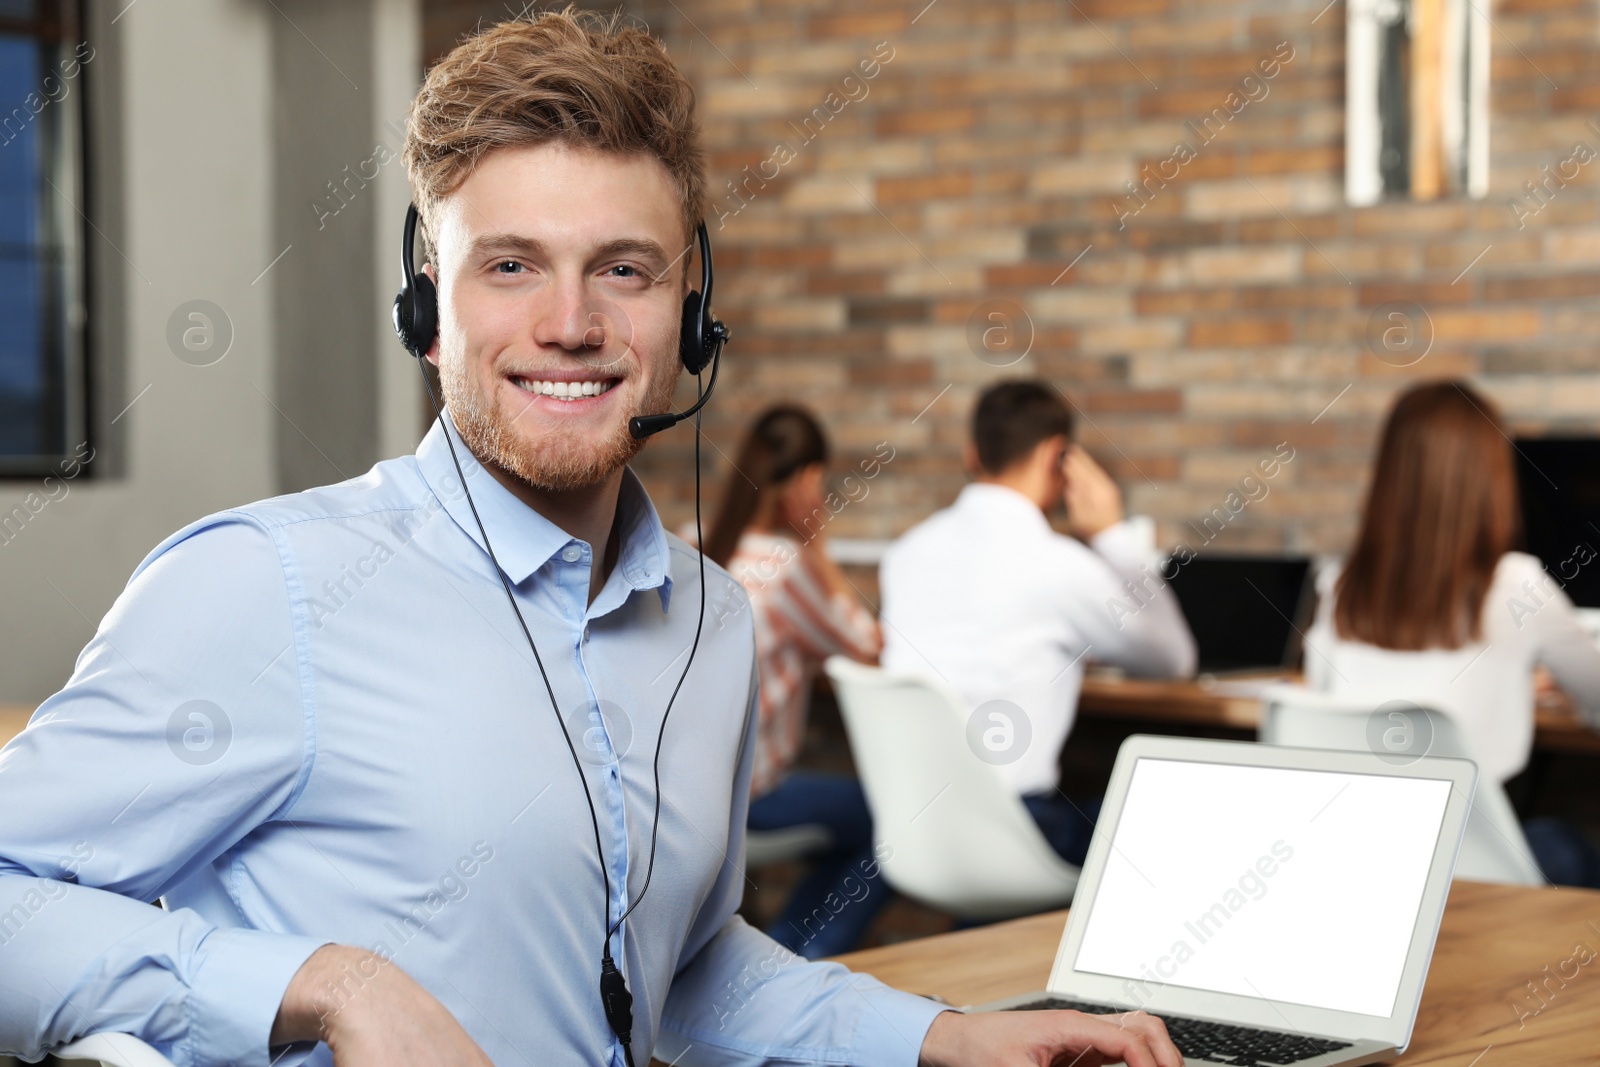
[{"xmin": 0, "ymin": 0, "xmax": 423, "ymax": 705}]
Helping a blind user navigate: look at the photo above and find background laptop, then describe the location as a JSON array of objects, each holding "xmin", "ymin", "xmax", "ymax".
[
  {"xmin": 978, "ymin": 735, "xmax": 1476, "ymax": 1067},
  {"xmin": 1514, "ymin": 436, "xmax": 1600, "ymax": 638},
  {"xmin": 1165, "ymin": 555, "xmax": 1313, "ymax": 674}
]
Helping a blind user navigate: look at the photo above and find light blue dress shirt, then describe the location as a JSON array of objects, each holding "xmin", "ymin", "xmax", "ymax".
[{"xmin": 0, "ymin": 414, "xmax": 945, "ymax": 1066}]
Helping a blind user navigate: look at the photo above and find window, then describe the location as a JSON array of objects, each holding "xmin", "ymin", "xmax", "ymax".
[{"xmin": 0, "ymin": 0, "xmax": 89, "ymax": 475}]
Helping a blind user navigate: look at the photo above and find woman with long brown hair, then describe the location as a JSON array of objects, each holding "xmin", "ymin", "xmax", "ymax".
[
  {"xmin": 1306, "ymin": 379, "xmax": 1600, "ymax": 883},
  {"xmin": 704, "ymin": 404, "xmax": 887, "ymax": 957}
]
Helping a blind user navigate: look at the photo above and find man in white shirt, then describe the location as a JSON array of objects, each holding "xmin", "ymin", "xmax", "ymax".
[{"xmin": 881, "ymin": 380, "xmax": 1197, "ymax": 862}]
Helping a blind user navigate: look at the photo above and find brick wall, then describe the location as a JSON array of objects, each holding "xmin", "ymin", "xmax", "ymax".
[{"xmin": 431, "ymin": 0, "xmax": 1600, "ymax": 557}]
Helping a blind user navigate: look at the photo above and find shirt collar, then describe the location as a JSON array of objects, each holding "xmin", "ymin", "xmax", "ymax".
[
  {"xmin": 414, "ymin": 412, "xmax": 674, "ymax": 610},
  {"xmin": 956, "ymin": 481, "xmax": 1053, "ymax": 532}
]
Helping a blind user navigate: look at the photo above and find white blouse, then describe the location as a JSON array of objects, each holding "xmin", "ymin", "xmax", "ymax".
[{"xmin": 1305, "ymin": 552, "xmax": 1600, "ymax": 783}]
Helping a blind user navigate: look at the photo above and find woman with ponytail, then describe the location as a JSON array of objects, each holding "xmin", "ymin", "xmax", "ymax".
[{"xmin": 705, "ymin": 405, "xmax": 887, "ymax": 957}]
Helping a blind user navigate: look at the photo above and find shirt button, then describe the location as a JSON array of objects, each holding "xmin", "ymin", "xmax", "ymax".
[{"xmin": 561, "ymin": 545, "xmax": 582, "ymax": 563}]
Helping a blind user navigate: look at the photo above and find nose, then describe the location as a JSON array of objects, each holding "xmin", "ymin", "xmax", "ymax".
[{"xmin": 531, "ymin": 276, "xmax": 608, "ymax": 353}]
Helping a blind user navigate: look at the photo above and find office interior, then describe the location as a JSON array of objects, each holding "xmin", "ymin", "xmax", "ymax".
[{"xmin": 4, "ymin": 0, "xmax": 1600, "ymax": 1064}]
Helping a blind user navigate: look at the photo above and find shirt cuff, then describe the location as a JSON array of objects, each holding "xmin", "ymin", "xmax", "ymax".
[
  {"xmin": 183, "ymin": 927, "xmax": 331, "ymax": 1067},
  {"xmin": 846, "ymin": 978, "xmax": 951, "ymax": 1066},
  {"xmin": 1088, "ymin": 519, "xmax": 1147, "ymax": 570}
]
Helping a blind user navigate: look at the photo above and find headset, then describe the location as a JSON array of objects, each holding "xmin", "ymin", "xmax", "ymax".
[
  {"xmin": 392, "ymin": 202, "xmax": 729, "ymax": 1067},
  {"xmin": 392, "ymin": 203, "xmax": 728, "ymax": 438}
]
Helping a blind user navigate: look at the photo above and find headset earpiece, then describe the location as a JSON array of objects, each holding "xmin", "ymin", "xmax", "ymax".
[
  {"xmin": 680, "ymin": 290, "xmax": 710, "ymax": 375},
  {"xmin": 392, "ymin": 204, "xmax": 438, "ymax": 359},
  {"xmin": 678, "ymin": 223, "xmax": 726, "ymax": 376}
]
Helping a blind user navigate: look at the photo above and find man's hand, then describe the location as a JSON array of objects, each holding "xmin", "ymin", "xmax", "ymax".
[
  {"xmin": 919, "ymin": 1007, "xmax": 1182, "ymax": 1067},
  {"xmin": 1062, "ymin": 445, "xmax": 1124, "ymax": 541},
  {"xmin": 271, "ymin": 943, "xmax": 495, "ymax": 1066}
]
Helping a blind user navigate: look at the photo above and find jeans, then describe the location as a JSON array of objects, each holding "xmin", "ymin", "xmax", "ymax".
[
  {"xmin": 1022, "ymin": 792, "xmax": 1103, "ymax": 867},
  {"xmin": 748, "ymin": 772, "xmax": 893, "ymax": 959},
  {"xmin": 1525, "ymin": 816, "xmax": 1600, "ymax": 888}
]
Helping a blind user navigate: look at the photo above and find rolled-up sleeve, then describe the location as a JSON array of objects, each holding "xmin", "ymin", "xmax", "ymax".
[
  {"xmin": 655, "ymin": 647, "xmax": 947, "ymax": 1065},
  {"xmin": 1072, "ymin": 521, "xmax": 1197, "ymax": 679},
  {"xmin": 0, "ymin": 516, "xmax": 329, "ymax": 1067}
]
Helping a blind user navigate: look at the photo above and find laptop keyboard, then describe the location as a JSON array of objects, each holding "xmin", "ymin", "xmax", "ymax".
[{"xmin": 1007, "ymin": 996, "xmax": 1354, "ymax": 1065}]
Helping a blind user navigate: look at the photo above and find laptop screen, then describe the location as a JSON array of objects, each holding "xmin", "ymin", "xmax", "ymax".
[
  {"xmin": 1072, "ymin": 757, "xmax": 1453, "ymax": 1019},
  {"xmin": 1164, "ymin": 555, "xmax": 1312, "ymax": 673},
  {"xmin": 1514, "ymin": 436, "xmax": 1600, "ymax": 608}
]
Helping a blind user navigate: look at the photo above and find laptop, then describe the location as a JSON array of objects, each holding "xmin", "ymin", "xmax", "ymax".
[
  {"xmin": 976, "ymin": 735, "xmax": 1476, "ymax": 1067},
  {"xmin": 1165, "ymin": 555, "xmax": 1313, "ymax": 674}
]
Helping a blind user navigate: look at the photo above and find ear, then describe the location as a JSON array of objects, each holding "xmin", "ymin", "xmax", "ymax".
[
  {"xmin": 1038, "ymin": 434, "xmax": 1070, "ymax": 474},
  {"xmin": 962, "ymin": 442, "xmax": 982, "ymax": 477},
  {"xmin": 422, "ymin": 262, "xmax": 442, "ymax": 366}
]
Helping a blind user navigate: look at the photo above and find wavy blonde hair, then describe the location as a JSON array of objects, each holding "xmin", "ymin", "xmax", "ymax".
[{"xmin": 402, "ymin": 6, "xmax": 705, "ymax": 259}]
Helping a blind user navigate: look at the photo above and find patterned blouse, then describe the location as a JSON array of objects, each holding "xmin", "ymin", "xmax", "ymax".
[{"xmin": 726, "ymin": 531, "xmax": 881, "ymax": 797}]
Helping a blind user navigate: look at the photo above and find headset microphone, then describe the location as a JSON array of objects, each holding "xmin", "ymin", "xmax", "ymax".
[
  {"xmin": 392, "ymin": 203, "xmax": 726, "ymax": 1067},
  {"xmin": 627, "ymin": 222, "xmax": 730, "ymax": 440}
]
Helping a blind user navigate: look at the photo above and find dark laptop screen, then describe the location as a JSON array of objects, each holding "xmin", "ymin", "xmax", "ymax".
[
  {"xmin": 1514, "ymin": 437, "xmax": 1600, "ymax": 609},
  {"xmin": 1164, "ymin": 554, "xmax": 1312, "ymax": 673}
]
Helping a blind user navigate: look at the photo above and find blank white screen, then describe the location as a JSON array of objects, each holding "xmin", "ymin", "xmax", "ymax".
[{"xmin": 1072, "ymin": 758, "xmax": 1452, "ymax": 1018}]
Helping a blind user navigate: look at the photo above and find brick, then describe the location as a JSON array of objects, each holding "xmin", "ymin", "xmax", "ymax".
[
  {"xmin": 1545, "ymin": 227, "xmax": 1600, "ymax": 264},
  {"xmin": 752, "ymin": 298, "xmax": 847, "ymax": 331},
  {"xmin": 1030, "ymin": 157, "xmax": 1136, "ymax": 196},
  {"xmin": 807, "ymin": 11, "xmax": 907, "ymax": 37},
  {"xmin": 816, "ymin": 140, "xmax": 929, "ymax": 174},
  {"xmin": 1183, "ymin": 245, "xmax": 1301, "ymax": 284},
  {"xmin": 1031, "ymin": 288, "xmax": 1135, "ymax": 322},
  {"xmin": 1188, "ymin": 319, "xmax": 1292, "ymax": 346},
  {"xmin": 877, "ymin": 171, "xmax": 974, "ymax": 205},
  {"xmin": 1081, "ymin": 388, "xmax": 1184, "ymax": 414},
  {"xmin": 1186, "ymin": 176, "xmax": 1341, "ymax": 220},
  {"xmin": 1483, "ymin": 274, "xmax": 1600, "ymax": 301},
  {"xmin": 1358, "ymin": 350, "xmax": 1478, "ymax": 378},
  {"xmin": 875, "ymin": 106, "xmax": 978, "ymax": 136},
  {"xmin": 847, "ymin": 297, "xmax": 929, "ymax": 326},
  {"xmin": 1080, "ymin": 319, "xmax": 1185, "ymax": 354},
  {"xmin": 847, "ymin": 360, "xmax": 934, "ymax": 386},
  {"xmin": 1429, "ymin": 308, "xmax": 1543, "ymax": 342}
]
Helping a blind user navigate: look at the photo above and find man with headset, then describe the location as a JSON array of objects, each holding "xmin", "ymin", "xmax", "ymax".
[{"xmin": 0, "ymin": 11, "xmax": 1178, "ymax": 1067}]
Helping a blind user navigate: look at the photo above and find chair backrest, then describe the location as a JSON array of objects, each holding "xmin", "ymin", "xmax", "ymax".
[
  {"xmin": 745, "ymin": 824, "xmax": 833, "ymax": 868},
  {"xmin": 823, "ymin": 656, "xmax": 1079, "ymax": 919},
  {"xmin": 1259, "ymin": 685, "xmax": 1545, "ymax": 886},
  {"xmin": 52, "ymin": 1034, "xmax": 176, "ymax": 1067}
]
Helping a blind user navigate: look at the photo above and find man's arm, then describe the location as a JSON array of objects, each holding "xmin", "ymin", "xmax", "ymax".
[
  {"xmin": 1061, "ymin": 446, "xmax": 1197, "ymax": 679},
  {"xmin": 0, "ymin": 518, "xmax": 328, "ymax": 1067},
  {"xmin": 654, "ymin": 624, "xmax": 1183, "ymax": 1066},
  {"xmin": 654, "ymin": 653, "xmax": 946, "ymax": 1064}
]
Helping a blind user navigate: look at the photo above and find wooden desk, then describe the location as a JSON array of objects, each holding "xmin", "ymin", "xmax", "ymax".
[
  {"xmin": 836, "ymin": 880, "xmax": 1600, "ymax": 1065},
  {"xmin": 1077, "ymin": 676, "xmax": 1600, "ymax": 757},
  {"xmin": 0, "ymin": 704, "xmax": 32, "ymax": 748}
]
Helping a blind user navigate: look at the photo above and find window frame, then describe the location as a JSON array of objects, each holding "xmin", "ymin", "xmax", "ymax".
[{"xmin": 0, "ymin": 0, "xmax": 91, "ymax": 480}]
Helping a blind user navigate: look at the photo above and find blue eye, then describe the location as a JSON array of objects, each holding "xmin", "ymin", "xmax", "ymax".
[
  {"xmin": 494, "ymin": 260, "xmax": 523, "ymax": 274},
  {"xmin": 608, "ymin": 264, "xmax": 639, "ymax": 278}
]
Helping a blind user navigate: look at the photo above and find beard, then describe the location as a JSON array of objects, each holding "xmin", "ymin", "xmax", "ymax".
[{"xmin": 441, "ymin": 354, "xmax": 679, "ymax": 493}]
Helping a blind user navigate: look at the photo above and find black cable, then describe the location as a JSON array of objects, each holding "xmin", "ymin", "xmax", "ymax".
[
  {"xmin": 414, "ymin": 363, "xmax": 615, "ymax": 928},
  {"xmin": 610, "ymin": 368, "xmax": 707, "ymax": 938},
  {"xmin": 412, "ymin": 358, "xmax": 710, "ymax": 1064}
]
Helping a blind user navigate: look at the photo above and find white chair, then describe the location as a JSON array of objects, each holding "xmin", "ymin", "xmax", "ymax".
[
  {"xmin": 1259, "ymin": 684, "xmax": 1545, "ymax": 885},
  {"xmin": 52, "ymin": 1034, "xmax": 175, "ymax": 1067},
  {"xmin": 823, "ymin": 656, "xmax": 1079, "ymax": 920},
  {"xmin": 745, "ymin": 824, "xmax": 833, "ymax": 868}
]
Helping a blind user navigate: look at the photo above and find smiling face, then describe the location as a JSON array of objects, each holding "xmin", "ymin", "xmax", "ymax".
[{"xmin": 425, "ymin": 142, "xmax": 691, "ymax": 493}]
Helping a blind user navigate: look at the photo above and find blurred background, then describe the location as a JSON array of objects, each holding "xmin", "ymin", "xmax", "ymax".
[{"xmin": 5, "ymin": 0, "xmax": 1600, "ymax": 949}]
